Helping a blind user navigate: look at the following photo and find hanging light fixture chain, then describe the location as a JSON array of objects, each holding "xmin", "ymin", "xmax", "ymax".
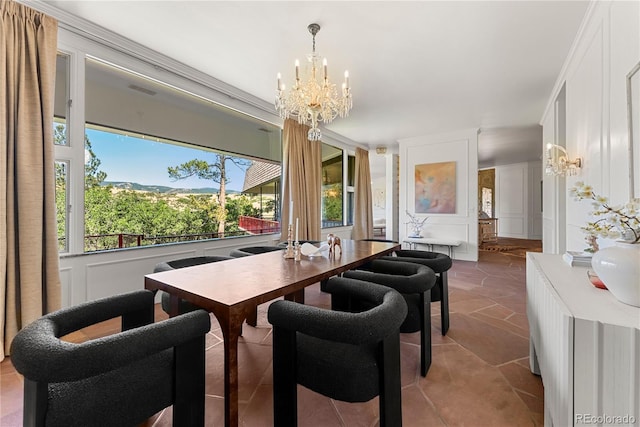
[{"xmin": 308, "ymin": 23, "xmax": 320, "ymax": 53}]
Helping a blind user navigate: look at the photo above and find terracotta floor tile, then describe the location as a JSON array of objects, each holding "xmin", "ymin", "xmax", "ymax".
[
  {"xmin": 506, "ymin": 313, "xmax": 530, "ymax": 331},
  {"xmin": 475, "ymin": 304, "xmax": 514, "ymax": 320},
  {"xmin": 240, "ymin": 384, "xmax": 273, "ymax": 426},
  {"xmin": 448, "ymin": 288, "xmax": 485, "ymax": 303},
  {"xmin": 468, "ymin": 311, "xmax": 530, "ymax": 339},
  {"xmin": 420, "ymin": 345, "xmax": 535, "ymax": 426},
  {"xmin": 445, "ymin": 313, "xmax": 530, "ymax": 366},
  {"xmin": 331, "ymin": 397, "xmax": 378, "ymax": 427},
  {"xmin": 491, "ymin": 295, "xmax": 527, "ymax": 315},
  {"xmin": 515, "ymin": 390, "xmax": 545, "ymax": 418},
  {"xmin": 498, "ymin": 361, "xmax": 544, "ymax": 399},
  {"xmin": 449, "ymin": 296, "xmax": 497, "ymax": 314},
  {"xmin": 296, "ymin": 386, "xmax": 344, "ymax": 426},
  {"xmin": 0, "ymin": 373, "xmax": 23, "ymax": 418},
  {"xmin": 400, "ymin": 385, "xmax": 446, "ymax": 426},
  {"xmin": 205, "ymin": 341, "xmax": 272, "ymax": 401}
]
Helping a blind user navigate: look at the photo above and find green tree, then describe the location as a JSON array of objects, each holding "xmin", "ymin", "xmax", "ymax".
[
  {"xmin": 322, "ymin": 183, "xmax": 343, "ymax": 222},
  {"xmin": 168, "ymin": 154, "xmax": 249, "ymax": 237},
  {"xmin": 53, "ymin": 123, "xmax": 107, "ymax": 189}
]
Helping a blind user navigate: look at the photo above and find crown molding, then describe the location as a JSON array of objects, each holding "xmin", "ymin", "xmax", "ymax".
[{"xmin": 22, "ymin": 0, "xmax": 365, "ymax": 150}]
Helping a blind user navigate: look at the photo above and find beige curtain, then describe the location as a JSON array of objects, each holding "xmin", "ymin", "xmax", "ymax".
[
  {"xmin": 352, "ymin": 147, "xmax": 374, "ymax": 240},
  {"xmin": 281, "ymin": 119, "xmax": 321, "ymax": 241},
  {"xmin": 1, "ymin": 0, "xmax": 61, "ymax": 360}
]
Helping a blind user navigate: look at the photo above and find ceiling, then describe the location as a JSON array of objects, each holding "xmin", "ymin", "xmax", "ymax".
[{"xmin": 42, "ymin": 0, "xmax": 589, "ymax": 168}]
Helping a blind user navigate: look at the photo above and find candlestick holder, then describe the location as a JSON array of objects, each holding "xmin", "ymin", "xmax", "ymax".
[
  {"xmin": 294, "ymin": 240, "xmax": 301, "ymax": 261},
  {"xmin": 284, "ymin": 224, "xmax": 295, "ymax": 259}
]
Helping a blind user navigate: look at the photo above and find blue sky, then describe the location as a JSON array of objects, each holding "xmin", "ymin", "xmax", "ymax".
[{"xmin": 87, "ymin": 128, "xmax": 248, "ymax": 192}]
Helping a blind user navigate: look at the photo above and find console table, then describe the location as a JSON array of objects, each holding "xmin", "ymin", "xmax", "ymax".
[
  {"xmin": 403, "ymin": 237, "xmax": 461, "ymax": 257},
  {"xmin": 526, "ymin": 253, "xmax": 639, "ymax": 426}
]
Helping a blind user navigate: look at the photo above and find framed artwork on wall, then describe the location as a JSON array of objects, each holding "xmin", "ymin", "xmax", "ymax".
[
  {"xmin": 414, "ymin": 161, "xmax": 456, "ymax": 213},
  {"xmin": 627, "ymin": 61, "xmax": 640, "ymax": 199}
]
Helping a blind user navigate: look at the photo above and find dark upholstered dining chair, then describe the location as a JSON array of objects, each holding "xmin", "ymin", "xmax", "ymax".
[
  {"xmin": 10, "ymin": 290, "xmax": 211, "ymax": 427},
  {"xmin": 268, "ymin": 277, "xmax": 407, "ymax": 427},
  {"xmin": 343, "ymin": 259, "xmax": 436, "ymax": 376},
  {"xmin": 381, "ymin": 250, "xmax": 453, "ymax": 335},
  {"xmin": 276, "ymin": 239, "xmax": 321, "ymax": 247},
  {"xmin": 228, "ymin": 245, "xmax": 284, "ymax": 257},
  {"xmin": 153, "ymin": 255, "xmax": 233, "ymax": 315}
]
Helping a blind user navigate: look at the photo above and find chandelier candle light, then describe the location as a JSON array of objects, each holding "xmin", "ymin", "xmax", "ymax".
[{"xmin": 276, "ymin": 23, "xmax": 352, "ymax": 141}]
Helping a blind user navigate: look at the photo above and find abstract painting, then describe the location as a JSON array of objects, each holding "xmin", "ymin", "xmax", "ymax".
[{"xmin": 415, "ymin": 161, "xmax": 456, "ymax": 213}]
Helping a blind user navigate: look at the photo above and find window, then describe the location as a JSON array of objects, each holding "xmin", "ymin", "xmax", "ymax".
[
  {"xmin": 54, "ymin": 53, "xmax": 71, "ymax": 252},
  {"xmin": 54, "ymin": 49, "xmax": 281, "ymax": 253},
  {"xmin": 346, "ymin": 154, "xmax": 355, "ymax": 225},
  {"xmin": 321, "ymin": 143, "xmax": 343, "ymax": 228},
  {"xmin": 55, "ymin": 160, "xmax": 69, "ymax": 251}
]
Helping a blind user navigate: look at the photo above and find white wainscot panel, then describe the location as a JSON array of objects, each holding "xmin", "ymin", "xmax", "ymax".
[
  {"xmin": 498, "ymin": 217, "xmax": 525, "ymax": 236},
  {"xmin": 59, "ymin": 267, "xmax": 72, "ymax": 308},
  {"xmin": 85, "ymin": 249, "xmax": 201, "ymax": 301}
]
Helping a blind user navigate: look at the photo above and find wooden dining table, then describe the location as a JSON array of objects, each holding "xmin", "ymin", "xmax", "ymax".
[{"xmin": 144, "ymin": 239, "xmax": 400, "ymax": 427}]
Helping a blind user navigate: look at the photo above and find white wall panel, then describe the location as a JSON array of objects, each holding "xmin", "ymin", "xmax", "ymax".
[
  {"xmin": 541, "ymin": 0, "xmax": 639, "ymax": 252},
  {"xmin": 398, "ymin": 129, "xmax": 478, "ymax": 261},
  {"xmin": 59, "ymin": 234, "xmax": 279, "ymax": 307},
  {"xmin": 495, "ymin": 163, "xmax": 528, "ymax": 238}
]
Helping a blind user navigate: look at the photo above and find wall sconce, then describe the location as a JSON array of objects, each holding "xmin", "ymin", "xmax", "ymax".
[
  {"xmin": 375, "ymin": 146, "xmax": 387, "ymax": 155},
  {"xmin": 545, "ymin": 143, "xmax": 582, "ymax": 176}
]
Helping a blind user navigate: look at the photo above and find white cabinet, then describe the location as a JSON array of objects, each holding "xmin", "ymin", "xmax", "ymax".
[{"xmin": 526, "ymin": 253, "xmax": 640, "ymax": 426}]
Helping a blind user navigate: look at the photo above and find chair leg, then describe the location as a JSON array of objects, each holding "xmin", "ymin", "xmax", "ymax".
[
  {"xmin": 420, "ymin": 290, "xmax": 432, "ymax": 377},
  {"xmin": 379, "ymin": 334, "xmax": 403, "ymax": 427},
  {"xmin": 174, "ymin": 335, "xmax": 206, "ymax": 426},
  {"xmin": 247, "ymin": 306, "xmax": 258, "ymax": 327},
  {"xmin": 440, "ymin": 271, "xmax": 450, "ymax": 336},
  {"xmin": 23, "ymin": 379, "xmax": 48, "ymax": 427},
  {"xmin": 273, "ymin": 326, "xmax": 298, "ymax": 427}
]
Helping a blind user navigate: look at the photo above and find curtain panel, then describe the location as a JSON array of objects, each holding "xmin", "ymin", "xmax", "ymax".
[
  {"xmin": 281, "ymin": 119, "xmax": 321, "ymax": 241},
  {"xmin": 1, "ymin": 0, "xmax": 61, "ymax": 360},
  {"xmin": 352, "ymin": 147, "xmax": 373, "ymax": 240}
]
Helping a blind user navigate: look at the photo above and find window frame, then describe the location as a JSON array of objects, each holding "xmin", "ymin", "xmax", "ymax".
[{"xmin": 55, "ymin": 29, "xmax": 283, "ymax": 255}]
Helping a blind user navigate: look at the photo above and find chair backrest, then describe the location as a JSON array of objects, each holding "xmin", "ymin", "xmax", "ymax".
[
  {"xmin": 359, "ymin": 238, "xmax": 398, "ymax": 243},
  {"xmin": 344, "ymin": 259, "xmax": 436, "ymax": 293},
  {"xmin": 276, "ymin": 239, "xmax": 321, "ymax": 247},
  {"xmin": 10, "ymin": 290, "xmax": 210, "ymax": 427},
  {"xmin": 268, "ymin": 278, "xmax": 406, "ymax": 425},
  {"xmin": 154, "ymin": 255, "xmax": 232, "ymax": 272},
  {"xmin": 383, "ymin": 250, "xmax": 452, "ymax": 273},
  {"xmin": 229, "ymin": 245, "xmax": 283, "ymax": 257},
  {"xmin": 153, "ymin": 256, "xmax": 233, "ymax": 315},
  {"xmin": 269, "ymin": 278, "xmax": 406, "ymax": 398}
]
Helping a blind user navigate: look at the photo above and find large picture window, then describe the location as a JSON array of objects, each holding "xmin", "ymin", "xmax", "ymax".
[{"xmin": 54, "ymin": 55, "xmax": 281, "ymax": 253}]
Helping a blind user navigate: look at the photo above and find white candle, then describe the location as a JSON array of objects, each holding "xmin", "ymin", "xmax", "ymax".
[
  {"xmin": 295, "ymin": 218, "xmax": 299, "ymax": 242},
  {"xmin": 344, "ymin": 70, "xmax": 349, "ymax": 88},
  {"xmin": 277, "ymin": 72, "xmax": 281, "ymax": 91},
  {"xmin": 295, "ymin": 59, "xmax": 300, "ymax": 80},
  {"xmin": 289, "ymin": 201, "xmax": 293, "ymax": 225},
  {"xmin": 323, "ymin": 58, "xmax": 327, "ymax": 80}
]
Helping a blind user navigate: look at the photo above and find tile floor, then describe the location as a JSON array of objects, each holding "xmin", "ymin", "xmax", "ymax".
[{"xmin": 0, "ymin": 240, "xmax": 544, "ymax": 426}]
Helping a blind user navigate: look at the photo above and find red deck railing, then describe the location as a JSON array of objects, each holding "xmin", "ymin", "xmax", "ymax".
[{"xmin": 238, "ymin": 216, "xmax": 281, "ymax": 235}]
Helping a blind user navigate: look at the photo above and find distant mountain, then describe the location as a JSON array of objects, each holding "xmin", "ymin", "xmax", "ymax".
[{"xmin": 102, "ymin": 181, "xmax": 241, "ymax": 195}]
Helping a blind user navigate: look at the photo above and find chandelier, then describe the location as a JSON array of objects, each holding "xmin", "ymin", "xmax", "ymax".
[
  {"xmin": 275, "ymin": 23, "xmax": 352, "ymax": 141},
  {"xmin": 545, "ymin": 143, "xmax": 582, "ymax": 176}
]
